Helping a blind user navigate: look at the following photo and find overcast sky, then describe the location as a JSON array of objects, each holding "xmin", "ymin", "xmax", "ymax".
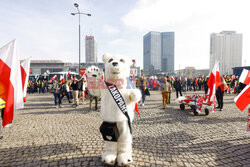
[{"xmin": 0, "ymin": 0, "xmax": 249, "ymax": 70}]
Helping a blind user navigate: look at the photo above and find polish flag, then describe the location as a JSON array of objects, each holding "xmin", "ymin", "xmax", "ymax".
[
  {"xmin": 67, "ymin": 72, "xmax": 70, "ymax": 79},
  {"xmin": 134, "ymin": 102, "xmax": 141, "ymax": 118},
  {"xmin": 60, "ymin": 75, "xmax": 65, "ymax": 83},
  {"xmin": 49, "ymin": 75, "xmax": 57, "ymax": 84},
  {"xmin": 0, "ymin": 40, "xmax": 24, "ymax": 127},
  {"xmin": 20, "ymin": 57, "xmax": 31, "ymax": 102},
  {"xmin": 207, "ymin": 62, "xmax": 221, "ymax": 104},
  {"xmin": 234, "ymin": 85, "xmax": 250, "ymax": 111},
  {"xmin": 239, "ymin": 69, "xmax": 250, "ymax": 85}
]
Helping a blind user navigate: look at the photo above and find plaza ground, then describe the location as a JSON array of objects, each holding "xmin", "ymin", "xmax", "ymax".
[{"xmin": 0, "ymin": 91, "xmax": 249, "ymax": 167}]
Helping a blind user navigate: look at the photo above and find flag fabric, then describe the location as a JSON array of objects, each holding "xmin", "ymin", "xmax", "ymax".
[
  {"xmin": 60, "ymin": 75, "xmax": 65, "ymax": 83},
  {"xmin": 0, "ymin": 40, "xmax": 24, "ymax": 127},
  {"xmin": 67, "ymin": 72, "xmax": 70, "ymax": 79},
  {"xmin": 20, "ymin": 57, "xmax": 31, "ymax": 102},
  {"xmin": 49, "ymin": 75, "xmax": 58, "ymax": 84},
  {"xmin": 207, "ymin": 62, "xmax": 221, "ymax": 104},
  {"xmin": 239, "ymin": 69, "xmax": 250, "ymax": 85},
  {"xmin": 234, "ymin": 85, "xmax": 250, "ymax": 111},
  {"xmin": 134, "ymin": 102, "xmax": 140, "ymax": 118}
]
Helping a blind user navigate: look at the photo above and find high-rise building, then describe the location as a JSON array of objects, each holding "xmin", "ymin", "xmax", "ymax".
[
  {"xmin": 143, "ymin": 31, "xmax": 175, "ymax": 74},
  {"xmin": 161, "ymin": 32, "xmax": 175, "ymax": 73},
  {"xmin": 85, "ymin": 36, "xmax": 97, "ymax": 63},
  {"xmin": 210, "ymin": 31, "xmax": 242, "ymax": 75}
]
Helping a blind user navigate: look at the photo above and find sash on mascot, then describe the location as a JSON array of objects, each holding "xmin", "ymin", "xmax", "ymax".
[{"xmin": 105, "ymin": 81, "xmax": 132, "ymax": 134}]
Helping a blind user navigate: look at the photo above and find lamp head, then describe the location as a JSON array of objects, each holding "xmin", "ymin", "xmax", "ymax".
[
  {"xmin": 71, "ymin": 13, "xmax": 75, "ymax": 15},
  {"xmin": 74, "ymin": 3, "xmax": 79, "ymax": 7}
]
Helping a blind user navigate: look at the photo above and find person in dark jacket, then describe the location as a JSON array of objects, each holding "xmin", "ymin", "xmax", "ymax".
[
  {"xmin": 174, "ymin": 78, "xmax": 182, "ymax": 98},
  {"xmin": 70, "ymin": 75, "xmax": 80, "ymax": 107},
  {"xmin": 187, "ymin": 78, "xmax": 191, "ymax": 91},
  {"xmin": 216, "ymin": 77, "xmax": 226, "ymax": 111},
  {"xmin": 204, "ymin": 77, "xmax": 209, "ymax": 94},
  {"xmin": 53, "ymin": 80, "xmax": 63, "ymax": 108}
]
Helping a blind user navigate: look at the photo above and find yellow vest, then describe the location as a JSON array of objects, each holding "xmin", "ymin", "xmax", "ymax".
[{"xmin": 0, "ymin": 98, "xmax": 6, "ymax": 109}]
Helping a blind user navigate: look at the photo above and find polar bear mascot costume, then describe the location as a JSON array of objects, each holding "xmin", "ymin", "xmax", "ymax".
[
  {"xmin": 100, "ymin": 53, "xmax": 141, "ymax": 166},
  {"xmin": 85, "ymin": 66, "xmax": 102, "ymax": 111}
]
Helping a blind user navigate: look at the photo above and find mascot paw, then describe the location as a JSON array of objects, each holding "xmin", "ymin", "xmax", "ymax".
[
  {"xmin": 129, "ymin": 89, "xmax": 141, "ymax": 103},
  {"xmin": 102, "ymin": 151, "xmax": 117, "ymax": 165},
  {"xmin": 117, "ymin": 153, "xmax": 133, "ymax": 166}
]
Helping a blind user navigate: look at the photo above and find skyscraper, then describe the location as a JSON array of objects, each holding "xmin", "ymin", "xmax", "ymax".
[
  {"xmin": 143, "ymin": 31, "xmax": 175, "ymax": 74},
  {"xmin": 85, "ymin": 36, "xmax": 97, "ymax": 63},
  {"xmin": 143, "ymin": 32, "xmax": 161, "ymax": 73},
  {"xmin": 161, "ymin": 32, "xmax": 175, "ymax": 73},
  {"xmin": 210, "ymin": 31, "xmax": 242, "ymax": 75}
]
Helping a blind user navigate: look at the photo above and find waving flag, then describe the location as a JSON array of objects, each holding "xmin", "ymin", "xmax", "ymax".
[
  {"xmin": 134, "ymin": 102, "xmax": 140, "ymax": 118},
  {"xmin": 239, "ymin": 69, "xmax": 250, "ymax": 85},
  {"xmin": 234, "ymin": 85, "xmax": 250, "ymax": 111},
  {"xmin": 60, "ymin": 75, "xmax": 65, "ymax": 83},
  {"xmin": 49, "ymin": 75, "xmax": 58, "ymax": 84},
  {"xmin": 67, "ymin": 72, "xmax": 70, "ymax": 79},
  {"xmin": 20, "ymin": 57, "xmax": 31, "ymax": 102},
  {"xmin": 0, "ymin": 40, "xmax": 24, "ymax": 127},
  {"xmin": 207, "ymin": 62, "xmax": 221, "ymax": 104}
]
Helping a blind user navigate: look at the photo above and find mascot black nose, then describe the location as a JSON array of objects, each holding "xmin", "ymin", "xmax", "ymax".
[
  {"xmin": 92, "ymin": 74, "xmax": 97, "ymax": 77},
  {"xmin": 112, "ymin": 62, "xmax": 118, "ymax": 66}
]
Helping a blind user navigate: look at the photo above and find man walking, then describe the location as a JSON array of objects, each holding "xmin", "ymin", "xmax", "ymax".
[
  {"xmin": 174, "ymin": 78, "xmax": 182, "ymax": 98},
  {"xmin": 53, "ymin": 80, "xmax": 63, "ymax": 108},
  {"xmin": 161, "ymin": 77, "xmax": 172, "ymax": 109},
  {"xmin": 70, "ymin": 75, "xmax": 79, "ymax": 107}
]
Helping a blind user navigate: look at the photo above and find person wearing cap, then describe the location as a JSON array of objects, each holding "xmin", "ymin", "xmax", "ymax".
[{"xmin": 0, "ymin": 98, "xmax": 6, "ymax": 139}]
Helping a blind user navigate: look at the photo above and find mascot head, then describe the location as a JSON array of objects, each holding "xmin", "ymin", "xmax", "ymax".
[{"xmin": 102, "ymin": 53, "xmax": 132, "ymax": 84}]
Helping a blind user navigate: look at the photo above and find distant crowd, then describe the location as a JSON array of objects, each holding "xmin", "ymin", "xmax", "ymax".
[{"xmin": 26, "ymin": 74, "xmax": 248, "ymax": 110}]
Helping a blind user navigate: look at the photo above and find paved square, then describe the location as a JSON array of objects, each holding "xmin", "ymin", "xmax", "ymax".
[{"xmin": 0, "ymin": 91, "xmax": 249, "ymax": 167}]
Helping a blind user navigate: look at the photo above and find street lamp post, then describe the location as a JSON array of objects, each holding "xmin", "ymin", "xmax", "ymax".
[{"xmin": 71, "ymin": 3, "xmax": 91, "ymax": 73}]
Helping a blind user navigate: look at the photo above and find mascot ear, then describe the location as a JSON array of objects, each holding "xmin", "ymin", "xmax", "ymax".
[{"xmin": 102, "ymin": 53, "xmax": 112, "ymax": 63}]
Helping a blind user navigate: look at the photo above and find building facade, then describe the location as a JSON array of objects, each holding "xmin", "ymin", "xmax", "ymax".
[
  {"xmin": 210, "ymin": 31, "xmax": 242, "ymax": 75},
  {"xmin": 29, "ymin": 60, "xmax": 105, "ymax": 75},
  {"xmin": 143, "ymin": 31, "xmax": 175, "ymax": 75},
  {"xmin": 85, "ymin": 36, "xmax": 97, "ymax": 63},
  {"xmin": 161, "ymin": 32, "xmax": 175, "ymax": 73}
]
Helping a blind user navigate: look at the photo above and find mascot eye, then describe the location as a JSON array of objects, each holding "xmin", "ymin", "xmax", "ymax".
[
  {"xmin": 108, "ymin": 58, "xmax": 113, "ymax": 63},
  {"xmin": 120, "ymin": 59, "xmax": 125, "ymax": 63}
]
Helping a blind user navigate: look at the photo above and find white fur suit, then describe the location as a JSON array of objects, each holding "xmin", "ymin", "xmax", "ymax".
[{"xmin": 100, "ymin": 53, "xmax": 141, "ymax": 166}]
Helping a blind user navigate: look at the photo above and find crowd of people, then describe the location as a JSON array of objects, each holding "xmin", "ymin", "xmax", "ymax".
[
  {"xmin": 50, "ymin": 76, "xmax": 87, "ymax": 108},
  {"xmin": 136, "ymin": 75, "xmax": 247, "ymax": 110},
  {"xmin": 27, "ymin": 80, "xmax": 49, "ymax": 94},
  {"xmin": 24, "ymin": 74, "xmax": 248, "ymax": 112}
]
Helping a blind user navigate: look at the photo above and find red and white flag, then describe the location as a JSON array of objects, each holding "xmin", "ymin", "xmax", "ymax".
[
  {"xmin": 234, "ymin": 85, "xmax": 250, "ymax": 111},
  {"xmin": 67, "ymin": 72, "xmax": 70, "ymax": 79},
  {"xmin": 207, "ymin": 61, "xmax": 221, "ymax": 104},
  {"xmin": 0, "ymin": 40, "xmax": 24, "ymax": 127},
  {"xmin": 60, "ymin": 75, "xmax": 65, "ymax": 83},
  {"xmin": 20, "ymin": 57, "xmax": 31, "ymax": 102},
  {"xmin": 49, "ymin": 75, "xmax": 58, "ymax": 84},
  {"xmin": 239, "ymin": 69, "xmax": 250, "ymax": 85}
]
